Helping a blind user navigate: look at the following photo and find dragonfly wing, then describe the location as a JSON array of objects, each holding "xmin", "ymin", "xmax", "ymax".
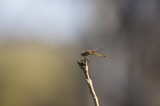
[{"xmin": 93, "ymin": 45, "xmax": 104, "ymax": 51}]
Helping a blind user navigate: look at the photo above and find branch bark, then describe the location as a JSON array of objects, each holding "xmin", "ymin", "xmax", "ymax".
[{"xmin": 77, "ymin": 59, "xmax": 100, "ymax": 106}]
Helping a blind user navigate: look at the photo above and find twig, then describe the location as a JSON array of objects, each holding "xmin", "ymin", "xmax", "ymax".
[{"xmin": 77, "ymin": 59, "xmax": 100, "ymax": 106}]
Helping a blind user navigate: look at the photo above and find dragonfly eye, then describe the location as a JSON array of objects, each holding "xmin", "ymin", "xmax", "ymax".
[{"xmin": 81, "ymin": 51, "xmax": 85, "ymax": 55}]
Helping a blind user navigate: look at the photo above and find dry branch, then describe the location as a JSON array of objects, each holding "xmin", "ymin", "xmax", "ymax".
[{"xmin": 77, "ymin": 59, "xmax": 100, "ymax": 106}]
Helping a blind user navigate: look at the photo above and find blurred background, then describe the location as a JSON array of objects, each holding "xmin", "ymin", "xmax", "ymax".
[{"xmin": 0, "ymin": 0, "xmax": 160, "ymax": 106}]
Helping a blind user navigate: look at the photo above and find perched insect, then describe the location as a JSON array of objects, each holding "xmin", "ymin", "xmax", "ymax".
[
  {"xmin": 81, "ymin": 45, "xmax": 106, "ymax": 59},
  {"xmin": 71, "ymin": 45, "xmax": 106, "ymax": 59}
]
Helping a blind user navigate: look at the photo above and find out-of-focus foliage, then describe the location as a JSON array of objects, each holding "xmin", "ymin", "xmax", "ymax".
[{"xmin": 0, "ymin": 40, "xmax": 85, "ymax": 106}]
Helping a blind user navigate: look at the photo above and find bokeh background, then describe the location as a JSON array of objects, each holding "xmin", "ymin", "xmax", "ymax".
[{"xmin": 0, "ymin": 0, "xmax": 160, "ymax": 106}]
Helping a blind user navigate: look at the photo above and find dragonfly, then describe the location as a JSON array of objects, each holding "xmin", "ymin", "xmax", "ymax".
[{"xmin": 71, "ymin": 45, "xmax": 106, "ymax": 59}]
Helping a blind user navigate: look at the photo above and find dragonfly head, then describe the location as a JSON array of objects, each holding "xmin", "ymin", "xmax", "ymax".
[
  {"xmin": 81, "ymin": 51, "xmax": 86, "ymax": 56},
  {"xmin": 81, "ymin": 50, "xmax": 91, "ymax": 56}
]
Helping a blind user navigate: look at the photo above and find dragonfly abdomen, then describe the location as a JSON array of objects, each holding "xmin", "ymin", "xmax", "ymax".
[{"xmin": 93, "ymin": 53, "xmax": 106, "ymax": 57}]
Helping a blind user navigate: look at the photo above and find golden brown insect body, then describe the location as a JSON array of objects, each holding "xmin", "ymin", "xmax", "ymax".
[
  {"xmin": 81, "ymin": 50, "xmax": 106, "ymax": 57},
  {"xmin": 71, "ymin": 45, "xmax": 106, "ymax": 59}
]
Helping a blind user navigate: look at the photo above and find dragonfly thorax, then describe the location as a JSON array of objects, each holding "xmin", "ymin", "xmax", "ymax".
[{"xmin": 81, "ymin": 50, "xmax": 95, "ymax": 56}]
